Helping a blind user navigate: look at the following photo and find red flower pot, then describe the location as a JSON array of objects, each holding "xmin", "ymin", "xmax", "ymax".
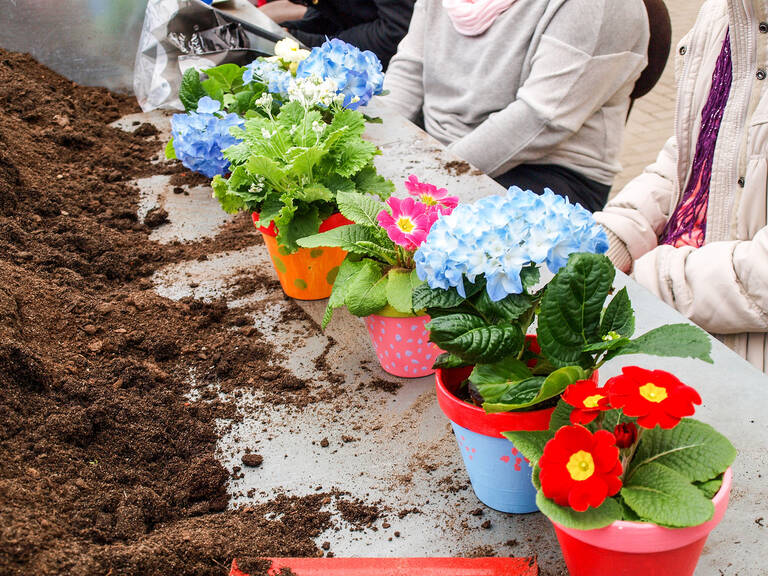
[
  {"xmin": 551, "ymin": 467, "xmax": 733, "ymax": 576},
  {"xmin": 253, "ymin": 213, "xmax": 352, "ymax": 300}
]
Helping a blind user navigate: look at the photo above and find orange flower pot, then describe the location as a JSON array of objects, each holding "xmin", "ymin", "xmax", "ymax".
[{"xmin": 253, "ymin": 213, "xmax": 352, "ymax": 301}]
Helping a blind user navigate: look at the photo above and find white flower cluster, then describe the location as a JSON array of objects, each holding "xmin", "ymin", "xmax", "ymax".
[
  {"xmin": 287, "ymin": 76, "xmax": 344, "ymax": 108},
  {"xmin": 274, "ymin": 38, "xmax": 310, "ymax": 64}
]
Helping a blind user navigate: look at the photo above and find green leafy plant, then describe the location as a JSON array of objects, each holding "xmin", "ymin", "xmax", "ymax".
[
  {"xmin": 297, "ymin": 177, "xmax": 457, "ymax": 327},
  {"xmin": 504, "ymin": 367, "xmax": 736, "ymax": 529},
  {"xmin": 212, "ymin": 94, "xmax": 393, "ymax": 251},
  {"xmin": 422, "ymin": 252, "xmax": 713, "ymax": 413}
]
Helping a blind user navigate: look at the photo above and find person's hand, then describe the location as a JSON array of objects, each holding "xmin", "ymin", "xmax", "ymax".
[{"xmin": 256, "ymin": 0, "xmax": 307, "ymax": 24}]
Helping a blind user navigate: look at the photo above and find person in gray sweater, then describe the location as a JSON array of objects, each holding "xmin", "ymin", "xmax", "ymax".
[{"xmin": 383, "ymin": 0, "xmax": 650, "ymax": 211}]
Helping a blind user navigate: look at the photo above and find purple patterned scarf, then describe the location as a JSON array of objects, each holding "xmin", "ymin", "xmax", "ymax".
[{"xmin": 660, "ymin": 31, "xmax": 732, "ymax": 247}]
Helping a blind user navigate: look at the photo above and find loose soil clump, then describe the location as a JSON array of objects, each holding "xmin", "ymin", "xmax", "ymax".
[{"xmin": 0, "ymin": 48, "xmax": 340, "ymax": 575}]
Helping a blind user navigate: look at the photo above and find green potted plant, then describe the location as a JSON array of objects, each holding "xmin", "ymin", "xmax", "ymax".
[
  {"xmin": 297, "ymin": 176, "xmax": 457, "ymax": 376},
  {"xmin": 504, "ymin": 367, "xmax": 736, "ymax": 576},
  {"xmin": 413, "ymin": 187, "xmax": 714, "ymax": 513}
]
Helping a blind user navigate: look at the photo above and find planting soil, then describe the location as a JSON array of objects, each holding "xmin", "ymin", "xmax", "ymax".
[{"xmin": 0, "ymin": 48, "xmax": 351, "ymax": 575}]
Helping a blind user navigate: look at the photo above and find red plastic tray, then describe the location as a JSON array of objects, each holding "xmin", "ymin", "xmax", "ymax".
[{"xmin": 231, "ymin": 557, "xmax": 538, "ymax": 576}]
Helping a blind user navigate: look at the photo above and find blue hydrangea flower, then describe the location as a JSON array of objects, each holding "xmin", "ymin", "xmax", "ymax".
[
  {"xmin": 296, "ymin": 38, "xmax": 384, "ymax": 109},
  {"xmin": 243, "ymin": 59, "xmax": 292, "ymax": 94},
  {"xmin": 170, "ymin": 99, "xmax": 244, "ymax": 178},
  {"xmin": 414, "ymin": 187, "xmax": 609, "ymax": 301}
]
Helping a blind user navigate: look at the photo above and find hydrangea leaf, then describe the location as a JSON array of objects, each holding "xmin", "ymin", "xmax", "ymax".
[
  {"xmin": 432, "ymin": 353, "xmax": 469, "ymax": 369},
  {"xmin": 472, "ymin": 290, "xmax": 534, "ymax": 324},
  {"xmin": 536, "ymin": 491, "xmax": 622, "ymax": 530},
  {"xmin": 179, "ymin": 68, "xmax": 206, "ymax": 112},
  {"xmin": 412, "ymin": 283, "xmax": 466, "ymax": 310},
  {"xmin": 344, "ymin": 260, "xmax": 388, "ymax": 317},
  {"xmin": 426, "ymin": 313, "xmax": 524, "ymax": 363},
  {"xmin": 502, "ymin": 430, "xmax": 553, "ymax": 467},
  {"xmin": 353, "ymin": 164, "xmax": 395, "ymax": 199},
  {"xmin": 622, "ymin": 462, "xmax": 714, "ymax": 527},
  {"xmin": 336, "ymin": 190, "xmax": 386, "ymax": 227},
  {"xmin": 323, "ymin": 258, "xmax": 366, "ymax": 328},
  {"xmin": 482, "ymin": 366, "xmax": 587, "ymax": 413},
  {"xmin": 468, "ymin": 356, "xmax": 532, "ymax": 402},
  {"xmin": 204, "ymin": 63, "xmax": 245, "ymax": 92},
  {"xmin": 600, "ymin": 287, "xmax": 635, "ymax": 338},
  {"xmin": 628, "ymin": 419, "xmax": 736, "ymax": 483},
  {"xmin": 611, "ymin": 323, "xmax": 713, "ymax": 364},
  {"xmin": 537, "ymin": 253, "xmax": 615, "ymax": 367},
  {"xmin": 386, "ymin": 268, "xmax": 415, "ymax": 313}
]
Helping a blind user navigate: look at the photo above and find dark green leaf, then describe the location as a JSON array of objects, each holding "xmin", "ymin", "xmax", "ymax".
[
  {"xmin": 427, "ymin": 314, "xmax": 523, "ymax": 363},
  {"xmin": 536, "ymin": 491, "xmax": 622, "ymax": 529},
  {"xmin": 322, "ymin": 258, "xmax": 366, "ymax": 328},
  {"xmin": 600, "ymin": 287, "xmax": 635, "ymax": 337},
  {"xmin": 537, "ymin": 253, "xmax": 615, "ymax": 367},
  {"xmin": 483, "ymin": 366, "xmax": 587, "ymax": 413},
  {"xmin": 412, "ymin": 283, "xmax": 466, "ymax": 310},
  {"xmin": 432, "ymin": 353, "xmax": 470, "ymax": 369},
  {"xmin": 179, "ymin": 68, "xmax": 206, "ymax": 112},
  {"xmin": 614, "ymin": 324, "xmax": 713, "ymax": 363},
  {"xmin": 472, "ymin": 290, "xmax": 534, "ymax": 324}
]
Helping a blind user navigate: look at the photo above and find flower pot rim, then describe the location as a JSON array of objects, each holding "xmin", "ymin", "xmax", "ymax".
[
  {"xmin": 552, "ymin": 467, "xmax": 733, "ymax": 554},
  {"xmin": 369, "ymin": 307, "xmax": 427, "ymax": 319},
  {"xmin": 252, "ymin": 212, "xmax": 353, "ymax": 238}
]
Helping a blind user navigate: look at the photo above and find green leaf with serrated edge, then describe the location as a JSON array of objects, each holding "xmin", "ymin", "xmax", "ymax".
[
  {"xmin": 212, "ymin": 175, "xmax": 247, "ymax": 214},
  {"xmin": 246, "ymin": 155, "xmax": 290, "ymax": 192},
  {"xmin": 628, "ymin": 419, "xmax": 736, "ymax": 483},
  {"xmin": 695, "ymin": 477, "xmax": 723, "ymax": 500},
  {"xmin": 600, "ymin": 287, "xmax": 635, "ymax": 337},
  {"xmin": 287, "ymin": 146, "xmax": 327, "ymax": 179},
  {"xmin": 297, "ymin": 225, "xmax": 384, "ymax": 261},
  {"xmin": 432, "ymin": 353, "xmax": 469, "ymax": 369},
  {"xmin": 332, "ymin": 138, "xmax": 378, "ymax": 177},
  {"xmin": 336, "ymin": 190, "xmax": 386, "ymax": 227},
  {"xmin": 353, "ymin": 164, "xmax": 394, "ymax": 199},
  {"xmin": 537, "ymin": 253, "xmax": 615, "ymax": 368},
  {"xmin": 345, "ymin": 260, "xmax": 388, "ymax": 317},
  {"xmin": 295, "ymin": 183, "xmax": 333, "ymax": 203},
  {"xmin": 352, "ymin": 241, "xmax": 398, "ymax": 265},
  {"xmin": 323, "ymin": 258, "xmax": 366, "ymax": 328},
  {"xmin": 536, "ymin": 491, "xmax": 622, "ymax": 530},
  {"xmin": 203, "ymin": 63, "xmax": 244, "ymax": 92},
  {"xmin": 471, "ymin": 290, "xmax": 534, "ymax": 324},
  {"xmin": 386, "ymin": 268, "xmax": 415, "ymax": 313},
  {"xmin": 179, "ymin": 68, "xmax": 206, "ymax": 112},
  {"xmin": 612, "ymin": 324, "xmax": 714, "ymax": 364},
  {"xmin": 502, "ymin": 430, "xmax": 553, "ymax": 468},
  {"xmin": 412, "ymin": 283, "xmax": 466, "ymax": 310},
  {"xmin": 520, "ymin": 264, "xmax": 540, "ymax": 291},
  {"xmin": 276, "ymin": 203, "xmax": 321, "ymax": 252},
  {"xmin": 469, "ymin": 355, "xmax": 533, "ymax": 403},
  {"xmin": 483, "ymin": 366, "xmax": 587, "ymax": 413},
  {"xmin": 622, "ymin": 462, "xmax": 714, "ymax": 527},
  {"xmin": 426, "ymin": 314, "xmax": 524, "ymax": 363},
  {"xmin": 165, "ymin": 138, "xmax": 177, "ymax": 160}
]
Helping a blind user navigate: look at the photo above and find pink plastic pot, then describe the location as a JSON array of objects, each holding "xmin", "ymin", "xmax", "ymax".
[
  {"xmin": 551, "ymin": 467, "xmax": 733, "ymax": 576},
  {"xmin": 364, "ymin": 313, "xmax": 442, "ymax": 378}
]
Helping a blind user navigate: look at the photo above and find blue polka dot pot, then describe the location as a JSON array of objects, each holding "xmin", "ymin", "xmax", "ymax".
[{"xmin": 364, "ymin": 314, "xmax": 443, "ymax": 378}]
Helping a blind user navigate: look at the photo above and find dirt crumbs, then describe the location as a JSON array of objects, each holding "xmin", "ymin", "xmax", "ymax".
[{"xmin": 0, "ymin": 48, "xmax": 342, "ymax": 575}]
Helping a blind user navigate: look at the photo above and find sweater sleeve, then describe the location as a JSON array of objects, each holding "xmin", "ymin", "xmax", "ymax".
[
  {"xmin": 380, "ymin": 0, "xmax": 425, "ymax": 122},
  {"xmin": 593, "ymin": 135, "xmax": 678, "ymax": 261},
  {"xmin": 446, "ymin": 0, "xmax": 648, "ymax": 177},
  {"xmin": 289, "ymin": 0, "xmax": 414, "ymax": 68},
  {"xmin": 632, "ymin": 229, "xmax": 768, "ymax": 334}
]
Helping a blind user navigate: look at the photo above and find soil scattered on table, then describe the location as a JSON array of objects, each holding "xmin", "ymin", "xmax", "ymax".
[{"xmin": 0, "ymin": 48, "xmax": 347, "ymax": 575}]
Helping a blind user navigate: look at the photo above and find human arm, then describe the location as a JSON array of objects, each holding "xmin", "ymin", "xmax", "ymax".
[
  {"xmin": 594, "ymin": 135, "xmax": 679, "ymax": 271},
  {"xmin": 380, "ymin": 0, "xmax": 425, "ymax": 121},
  {"xmin": 447, "ymin": 0, "xmax": 648, "ymax": 176},
  {"xmin": 257, "ymin": 0, "xmax": 307, "ymax": 23}
]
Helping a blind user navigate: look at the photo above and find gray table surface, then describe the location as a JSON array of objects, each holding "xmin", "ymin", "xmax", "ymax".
[{"xmin": 116, "ymin": 99, "xmax": 768, "ymax": 575}]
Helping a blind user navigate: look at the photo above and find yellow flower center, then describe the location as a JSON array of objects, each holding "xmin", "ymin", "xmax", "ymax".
[
  {"xmin": 566, "ymin": 450, "xmax": 595, "ymax": 481},
  {"xmin": 583, "ymin": 394, "xmax": 605, "ymax": 409},
  {"xmin": 639, "ymin": 382, "xmax": 668, "ymax": 403},
  {"xmin": 396, "ymin": 217, "xmax": 415, "ymax": 233},
  {"xmin": 419, "ymin": 194, "xmax": 438, "ymax": 206}
]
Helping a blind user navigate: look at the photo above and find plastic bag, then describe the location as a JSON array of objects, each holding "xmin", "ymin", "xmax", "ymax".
[{"xmin": 134, "ymin": 0, "xmax": 288, "ymax": 111}]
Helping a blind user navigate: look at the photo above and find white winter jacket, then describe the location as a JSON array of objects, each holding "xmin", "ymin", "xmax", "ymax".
[{"xmin": 595, "ymin": 0, "xmax": 768, "ymax": 372}]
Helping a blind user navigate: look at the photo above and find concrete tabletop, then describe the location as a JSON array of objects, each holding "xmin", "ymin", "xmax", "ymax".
[{"xmin": 117, "ymin": 100, "xmax": 768, "ymax": 575}]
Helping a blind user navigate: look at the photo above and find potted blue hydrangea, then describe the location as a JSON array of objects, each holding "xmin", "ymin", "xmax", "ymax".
[{"xmin": 413, "ymin": 187, "xmax": 713, "ymax": 514}]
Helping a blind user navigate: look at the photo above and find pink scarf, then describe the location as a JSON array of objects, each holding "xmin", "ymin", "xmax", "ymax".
[{"xmin": 442, "ymin": 0, "xmax": 517, "ymax": 36}]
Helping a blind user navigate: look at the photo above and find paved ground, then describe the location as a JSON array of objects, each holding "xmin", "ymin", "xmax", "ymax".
[{"xmin": 613, "ymin": 0, "xmax": 704, "ymax": 194}]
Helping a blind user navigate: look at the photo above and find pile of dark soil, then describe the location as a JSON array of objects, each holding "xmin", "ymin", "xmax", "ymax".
[{"xmin": 0, "ymin": 49, "xmax": 343, "ymax": 575}]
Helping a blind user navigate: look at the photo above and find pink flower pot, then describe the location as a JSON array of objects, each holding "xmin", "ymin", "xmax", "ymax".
[
  {"xmin": 364, "ymin": 313, "xmax": 442, "ymax": 378},
  {"xmin": 551, "ymin": 467, "xmax": 733, "ymax": 576}
]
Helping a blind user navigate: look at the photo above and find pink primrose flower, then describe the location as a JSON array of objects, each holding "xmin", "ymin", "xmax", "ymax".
[
  {"xmin": 377, "ymin": 196, "xmax": 436, "ymax": 250},
  {"xmin": 404, "ymin": 175, "xmax": 459, "ymax": 215}
]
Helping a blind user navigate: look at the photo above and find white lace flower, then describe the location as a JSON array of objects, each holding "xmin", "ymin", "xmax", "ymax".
[{"xmin": 274, "ymin": 38, "xmax": 310, "ymax": 64}]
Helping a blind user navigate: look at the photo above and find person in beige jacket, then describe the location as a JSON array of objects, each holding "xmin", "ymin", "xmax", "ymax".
[{"xmin": 596, "ymin": 0, "xmax": 768, "ymax": 372}]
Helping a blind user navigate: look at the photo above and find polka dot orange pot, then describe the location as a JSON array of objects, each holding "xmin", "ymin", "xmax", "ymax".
[{"xmin": 253, "ymin": 213, "xmax": 352, "ymax": 301}]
